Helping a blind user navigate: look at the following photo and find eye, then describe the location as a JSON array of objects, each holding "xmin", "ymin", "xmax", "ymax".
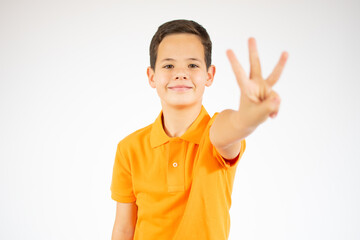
[
  {"xmin": 189, "ymin": 64, "xmax": 199, "ymax": 68},
  {"xmin": 163, "ymin": 64, "xmax": 174, "ymax": 69}
]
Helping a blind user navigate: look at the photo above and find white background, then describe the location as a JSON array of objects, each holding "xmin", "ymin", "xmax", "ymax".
[{"xmin": 1, "ymin": 0, "xmax": 359, "ymax": 239}]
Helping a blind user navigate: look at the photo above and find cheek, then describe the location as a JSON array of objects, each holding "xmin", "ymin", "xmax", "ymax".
[
  {"xmin": 153, "ymin": 75, "xmax": 167, "ymax": 88},
  {"xmin": 158, "ymin": 78, "xmax": 169, "ymax": 88},
  {"xmin": 193, "ymin": 72, "xmax": 208, "ymax": 86}
]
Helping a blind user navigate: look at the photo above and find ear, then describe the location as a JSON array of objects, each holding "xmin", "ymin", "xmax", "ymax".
[
  {"xmin": 205, "ymin": 65, "xmax": 216, "ymax": 87},
  {"xmin": 147, "ymin": 67, "xmax": 156, "ymax": 88}
]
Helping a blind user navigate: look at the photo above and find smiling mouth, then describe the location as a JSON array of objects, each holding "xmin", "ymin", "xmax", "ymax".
[{"xmin": 168, "ymin": 86, "xmax": 193, "ymax": 91}]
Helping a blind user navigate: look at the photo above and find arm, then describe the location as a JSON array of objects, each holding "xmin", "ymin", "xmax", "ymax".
[
  {"xmin": 112, "ymin": 202, "xmax": 138, "ymax": 240},
  {"xmin": 210, "ymin": 38, "xmax": 288, "ymax": 159}
]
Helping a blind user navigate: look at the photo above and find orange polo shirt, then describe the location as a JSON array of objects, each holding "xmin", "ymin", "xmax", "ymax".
[{"xmin": 110, "ymin": 105, "xmax": 246, "ymax": 240}]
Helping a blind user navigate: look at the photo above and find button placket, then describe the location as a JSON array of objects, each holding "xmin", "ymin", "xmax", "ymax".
[{"xmin": 167, "ymin": 139, "xmax": 185, "ymax": 192}]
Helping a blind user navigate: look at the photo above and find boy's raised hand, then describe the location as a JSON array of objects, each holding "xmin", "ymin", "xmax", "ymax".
[{"xmin": 226, "ymin": 37, "xmax": 288, "ymax": 130}]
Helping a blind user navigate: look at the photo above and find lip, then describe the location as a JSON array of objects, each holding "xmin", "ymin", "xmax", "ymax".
[{"xmin": 168, "ymin": 85, "xmax": 193, "ymax": 91}]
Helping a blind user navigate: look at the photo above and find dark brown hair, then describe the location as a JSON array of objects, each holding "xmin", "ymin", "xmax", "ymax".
[{"xmin": 149, "ymin": 19, "xmax": 212, "ymax": 70}]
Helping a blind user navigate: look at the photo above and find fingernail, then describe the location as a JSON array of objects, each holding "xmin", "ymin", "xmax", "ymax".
[
  {"xmin": 272, "ymin": 97, "xmax": 279, "ymax": 102},
  {"xmin": 271, "ymin": 112, "xmax": 278, "ymax": 118}
]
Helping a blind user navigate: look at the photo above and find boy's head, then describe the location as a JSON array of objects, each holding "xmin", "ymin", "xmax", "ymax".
[
  {"xmin": 147, "ymin": 19, "xmax": 216, "ymax": 109},
  {"xmin": 149, "ymin": 19, "xmax": 212, "ymax": 70}
]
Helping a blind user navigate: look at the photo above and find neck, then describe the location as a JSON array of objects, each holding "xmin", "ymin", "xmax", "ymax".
[{"xmin": 161, "ymin": 102, "xmax": 202, "ymax": 138}]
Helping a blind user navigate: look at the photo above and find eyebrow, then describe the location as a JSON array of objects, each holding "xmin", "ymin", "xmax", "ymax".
[{"xmin": 160, "ymin": 58, "xmax": 202, "ymax": 63}]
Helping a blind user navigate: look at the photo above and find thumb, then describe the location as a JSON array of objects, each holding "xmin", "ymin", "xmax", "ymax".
[{"xmin": 260, "ymin": 91, "xmax": 281, "ymax": 118}]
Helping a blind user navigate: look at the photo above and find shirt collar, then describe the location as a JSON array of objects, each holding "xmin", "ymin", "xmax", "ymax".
[{"xmin": 150, "ymin": 105, "xmax": 210, "ymax": 148}]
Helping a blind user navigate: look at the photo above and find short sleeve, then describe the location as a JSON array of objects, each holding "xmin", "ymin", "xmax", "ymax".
[
  {"xmin": 110, "ymin": 143, "xmax": 136, "ymax": 203},
  {"xmin": 208, "ymin": 112, "xmax": 246, "ymax": 169},
  {"xmin": 212, "ymin": 139, "xmax": 246, "ymax": 169}
]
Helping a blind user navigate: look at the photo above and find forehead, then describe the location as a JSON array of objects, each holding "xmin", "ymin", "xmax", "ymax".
[{"xmin": 157, "ymin": 33, "xmax": 204, "ymax": 60}]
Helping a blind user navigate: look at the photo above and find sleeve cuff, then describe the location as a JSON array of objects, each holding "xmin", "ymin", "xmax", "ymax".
[
  {"xmin": 213, "ymin": 139, "xmax": 246, "ymax": 169},
  {"xmin": 111, "ymin": 191, "xmax": 136, "ymax": 203}
]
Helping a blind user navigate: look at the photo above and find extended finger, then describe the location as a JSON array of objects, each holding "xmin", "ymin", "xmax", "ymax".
[
  {"xmin": 267, "ymin": 51, "xmax": 289, "ymax": 87},
  {"xmin": 226, "ymin": 49, "xmax": 248, "ymax": 89},
  {"xmin": 248, "ymin": 37, "xmax": 262, "ymax": 79}
]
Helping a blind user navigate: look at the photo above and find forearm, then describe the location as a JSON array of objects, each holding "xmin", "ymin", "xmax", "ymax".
[
  {"xmin": 210, "ymin": 109, "xmax": 255, "ymax": 149},
  {"xmin": 111, "ymin": 228, "xmax": 134, "ymax": 240}
]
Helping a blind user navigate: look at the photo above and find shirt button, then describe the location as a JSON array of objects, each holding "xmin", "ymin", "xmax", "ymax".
[{"xmin": 173, "ymin": 162, "xmax": 178, "ymax": 168}]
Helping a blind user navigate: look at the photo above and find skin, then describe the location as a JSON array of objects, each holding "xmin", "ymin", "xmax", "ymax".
[
  {"xmin": 111, "ymin": 202, "xmax": 137, "ymax": 240},
  {"xmin": 147, "ymin": 33, "xmax": 216, "ymax": 138},
  {"xmin": 209, "ymin": 38, "xmax": 288, "ymax": 159}
]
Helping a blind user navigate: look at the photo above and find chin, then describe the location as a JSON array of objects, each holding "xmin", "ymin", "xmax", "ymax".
[{"xmin": 162, "ymin": 99, "xmax": 201, "ymax": 109}]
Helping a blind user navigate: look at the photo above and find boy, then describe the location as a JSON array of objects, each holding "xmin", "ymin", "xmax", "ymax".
[{"xmin": 111, "ymin": 19, "xmax": 288, "ymax": 240}]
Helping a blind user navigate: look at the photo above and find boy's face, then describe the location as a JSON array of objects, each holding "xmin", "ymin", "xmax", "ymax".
[{"xmin": 147, "ymin": 33, "xmax": 215, "ymax": 109}]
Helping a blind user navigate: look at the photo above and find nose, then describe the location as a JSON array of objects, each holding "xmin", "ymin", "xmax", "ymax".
[
  {"xmin": 174, "ymin": 68, "xmax": 189, "ymax": 80},
  {"xmin": 175, "ymin": 75, "xmax": 187, "ymax": 80}
]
